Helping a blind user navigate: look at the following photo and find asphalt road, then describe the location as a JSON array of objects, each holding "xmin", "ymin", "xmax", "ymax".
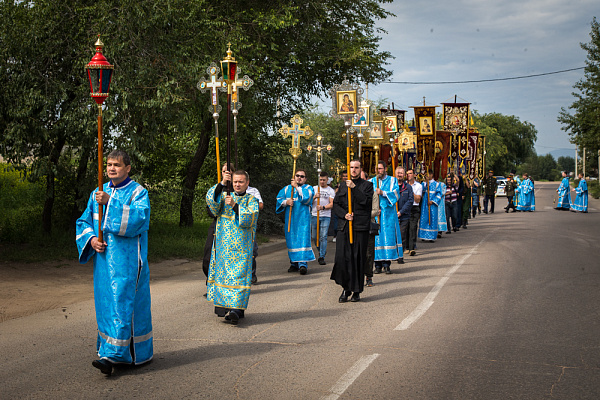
[{"xmin": 1, "ymin": 182, "xmax": 599, "ymax": 399}]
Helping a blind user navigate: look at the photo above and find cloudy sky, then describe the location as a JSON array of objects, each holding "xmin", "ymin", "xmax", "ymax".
[{"xmin": 361, "ymin": 0, "xmax": 597, "ymax": 157}]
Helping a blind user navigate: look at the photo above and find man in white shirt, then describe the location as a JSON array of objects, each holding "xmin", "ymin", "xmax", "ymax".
[
  {"xmin": 407, "ymin": 168, "xmax": 422, "ymax": 256},
  {"xmin": 246, "ymin": 184, "xmax": 263, "ymax": 284},
  {"xmin": 311, "ymin": 171, "xmax": 336, "ymax": 265}
]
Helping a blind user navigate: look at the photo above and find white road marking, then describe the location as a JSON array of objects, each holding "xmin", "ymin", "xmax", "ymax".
[
  {"xmin": 321, "ymin": 353, "xmax": 380, "ymax": 400},
  {"xmin": 395, "ymin": 232, "xmax": 493, "ymax": 331}
]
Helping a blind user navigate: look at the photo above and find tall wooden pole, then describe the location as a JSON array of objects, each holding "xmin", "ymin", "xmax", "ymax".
[
  {"xmin": 288, "ymin": 158, "xmax": 297, "ymax": 233},
  {"xmin": 346, "ymin": 121, "xmax": 353, "ymax": 244},
  {"xmin": 226, "ymin": 85, "xmax": 232, "ymax": 194},
  {"xmin": 97, "ymin": 105, "xmax": 104, "ymax": 242}
]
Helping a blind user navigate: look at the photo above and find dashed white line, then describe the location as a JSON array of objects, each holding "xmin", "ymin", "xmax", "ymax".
[
  {"xmin": 394, "ymin": 232, "xmax": 494, "ymax": 331},
  {"xmin": 320, "ymin": 353, "xmax": 380, "ymax": 400}
]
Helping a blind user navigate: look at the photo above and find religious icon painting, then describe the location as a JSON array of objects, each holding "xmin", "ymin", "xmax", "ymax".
[
  {"xmin": 352, "ymin": 105, "xmax": 370, "ymax": 127},
  {"xmin": 419, "ymin": 116, "xmax": 433, "ymax": 136},
  {"xmin": 369, "ymin": 122, "xmax": 383, "ymax": 140},
  {"xmin": 384, "ymin": 116, "xmax": 398, "ymax": 134},
  {"xmin": 337, "ymin": 90, "xmax": 357, "ymax": 115}
]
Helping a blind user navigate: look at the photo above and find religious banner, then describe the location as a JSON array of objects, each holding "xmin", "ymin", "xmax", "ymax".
[
  {"xmin": 411, "ymin": 105, "xmax": 438, "ymax": 166},
  {"xmin": 466, "ymin": 128, "xmax": 479, "ymax": 161},
  {"xmin": 442, "ymin": 103, "xmax": 469, "ymax": 133},
  {"xmin": 476, "ymin": 135, "xmax": 485, "ymax": 180},
  {"xmin": 434, "ymin": 130, "xmax": 451, "ymax": 180}
]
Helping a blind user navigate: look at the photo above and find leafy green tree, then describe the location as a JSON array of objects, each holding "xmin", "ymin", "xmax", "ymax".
[
  {"xmin": 476, "ymin": 112, "xmax": 537, "ymax": 175},
  {"xmin": 557, "ymin": 156, "xmax": 575, "ymax": 174},
  {"xmin": 1, "ymin": 0, "xmax": 394, "ymax": 234},
  {"xmin": 558, "ymin": 17, "xmax": 600, "ymax": 172}
]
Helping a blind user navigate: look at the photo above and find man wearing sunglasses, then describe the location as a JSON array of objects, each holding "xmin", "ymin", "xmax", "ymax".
[{"xmin": 276, "ymin": 169, "xmax": 315, "ymax": 275}]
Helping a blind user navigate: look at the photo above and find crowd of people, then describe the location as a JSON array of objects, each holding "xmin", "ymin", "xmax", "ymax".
[{"xmin": 74, "ymin": 150, "xmax": 589, "ymax": 376}]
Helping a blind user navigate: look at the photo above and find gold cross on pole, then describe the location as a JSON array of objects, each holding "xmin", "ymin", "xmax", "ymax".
[{"xmin": 279, "ymin": 115, "xmax": 314, "ymax": 232}]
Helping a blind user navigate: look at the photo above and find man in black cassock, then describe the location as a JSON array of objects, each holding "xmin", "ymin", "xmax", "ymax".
[{"xmin": 331, "ymin": 160, "xmax": 373, "ymax": 303}]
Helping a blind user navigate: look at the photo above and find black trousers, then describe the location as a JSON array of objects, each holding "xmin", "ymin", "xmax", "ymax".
[
  {"xmin": 399, "ymin": 218, "xmax": 409, "ymax": 255},
  {"xmin": 506, "ymin": 196, "xmax": 516, "ymax": 211},
  {"xmin": 365, "ymin": 233, "xmax": 376, "ymax": 278},
  {"xmin": 484, "ymin": 195, "xmax": 495, "ymax": 213},
  {"xmin": 408, "ymin": 205, "xmax": 420, "ymax": 250}
]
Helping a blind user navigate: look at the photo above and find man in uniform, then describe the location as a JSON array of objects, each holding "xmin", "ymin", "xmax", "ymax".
[
  {"xmin": 206, "ymin": 169, "xmax": 259, "ymax": 325},
  {"xmin": 76, "ymin": 150, "xmax": 152, "ymax": 376},
  {"xmin": 482, "ymin": 170, "xmax": 497, "ymax": 213},
  {"xmin": 331, "ymin": 160, "xmax": 373, "ymax": 302},
  {"xmin": 504, "ymin": 174, "xmax": 518, "ymax": 212},
  {"xmin": 276, "ymin": 169, "xmax": 315, "ymax": 275}
]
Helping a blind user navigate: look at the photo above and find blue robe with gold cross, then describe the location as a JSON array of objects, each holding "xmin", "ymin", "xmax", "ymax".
[
  {"xmin": 206, "ymin": 184, "xmax": 259, "ymax": 311},
  {"xmin": 76, "ymin": 178, "xmax": 153, "ymax": 365},
  {"xmin": 418, "ymin": 180, "xmax": 442, "ymax": 241},
  {"xmin": 369, "ymin": 175, "xmax": 403, "ymax": 261},
  {"xmin": 276, "ymin": 184, "xmax": 315, "ymax": 263},
  {"xmin": 556, "ymin": 177, "xmax": 571, "ymax": 209},
  {"xmin": 571, "ymin": 179, "xmax": 588, "ymax": 212}
]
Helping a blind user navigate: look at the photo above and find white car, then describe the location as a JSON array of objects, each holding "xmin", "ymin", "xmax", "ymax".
[{"xmin": 495, "ymin": 176, "xmax": 507, "ymax": 197}]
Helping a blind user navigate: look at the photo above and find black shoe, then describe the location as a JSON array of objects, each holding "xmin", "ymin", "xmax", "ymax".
[
  {"xmin": 410, "ymin": 250, "xmax": 416, "ymax": 256},
  {"xmin": 397, "ymin": 258, "xmax": 404, "ymax": 264},
  {"xmin": 318, "ymin": 257, "xmax": 326, "ymax": 265},
  {"xmin": 299, "ymin": 266, "xmax": 308, "ymax": 275},
  {"xmin": 350, "ymin": 292, "xmax": 361, "ymax": 302},
  {"xmin": 505, "ymin": 209, "xmax": 509, "ymax": 213},
  {"xmin": 251, "ymin": 274, "xmax": 258, "ymax": 284},
  {"xmin": 437, "ymin": 232, "xmax": 443, "ymax": 238},
  {"xmin": 92, "ymin": 359, "xmax": 113, "ymax": 376},
  {"xmin": 366, "ymin": 278, "xmax": 373, "ymax": 287},
  {"xmin": 374, "ymin": 267, "xmax": 382, "ymax": 274},
  {"xmin": 288, "ymin": 265, "xmax": 299, "ymax": 273},
  {"xmin": 385, "ymin": 266, "xmax": 392, "ymax": 274},
  {"xmin": 225, "ymin": 310, "xmax": 240, "ymax": 325},
  {"xmin": 446, "ymin": 230, "xmax": 451, "ymax": 234},
  {"xmin": 339, "ymin": 289, "xmax": 351, "ymax": 303}
]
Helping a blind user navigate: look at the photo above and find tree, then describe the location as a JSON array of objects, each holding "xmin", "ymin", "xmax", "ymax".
[
  {"xmin": 557, "ymin": 156, "xmax": 575, "ymax": 174},
  {"xmin": 558, "ymin": 17, "xmax": 600, "ymax": 174},
  {"xmin": 0, "ymin": 0, "xmax": 395, "ymax": 233},
  {"xmin": 476, "ymin": 112, "xmax": 537, "ymax": 175}
]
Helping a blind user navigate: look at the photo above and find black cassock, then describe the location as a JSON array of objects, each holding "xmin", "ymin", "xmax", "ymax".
[{"xmin": 331, "ymin": 177, "xmax": 373, "ymax": 293}]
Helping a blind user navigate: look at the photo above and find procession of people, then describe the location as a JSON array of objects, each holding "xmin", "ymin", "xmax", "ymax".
[{"xmin": 76, "ymin": 149, "xmax": 594, "ymax": 376}]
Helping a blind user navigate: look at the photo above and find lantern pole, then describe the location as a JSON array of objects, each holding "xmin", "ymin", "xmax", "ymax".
[
  {"xmin": 220, "ymin": 43, "xmax": 238, "ymax": 194},
  {"xmin": 85, "ymin": 36, "xmax": 114, "ymax": 243}
]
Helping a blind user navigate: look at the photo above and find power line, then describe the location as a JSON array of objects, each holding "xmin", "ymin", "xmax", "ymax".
[{"xmin": 385, "ymin": 67, "xmax": 585, "ymax": 85}]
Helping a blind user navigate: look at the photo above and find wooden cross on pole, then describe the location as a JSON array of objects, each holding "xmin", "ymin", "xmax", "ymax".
[
  {"xmin": 279, "ymin": 115, "xmax": 314, "ymax": 232},
  {"xmin": 197, "ymin": 63, "xmax": 225, "ymax": 182},
  {"xmin": 306, "ymin": 134, "xmax": 334, "ymax": 248}
]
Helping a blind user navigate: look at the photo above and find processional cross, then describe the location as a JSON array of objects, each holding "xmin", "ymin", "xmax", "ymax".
[
  {"xmin": 230, "ymin": 69, "xmax": 254, "ymax": 167},
  {"xmin": 279, "ymin": 115, "xmax": 314, "ymax": 232},
  {"xmin": 306, "ymin": 134, "xmax": 334, "ymax": 248},
  {"xmin": 198, "ymin": 63, "xmax": 225, "ymax": 181}
]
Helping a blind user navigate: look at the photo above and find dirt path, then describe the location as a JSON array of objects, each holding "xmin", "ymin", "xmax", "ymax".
[{"xmin": 0, "ymin": 258, "xmax": 202, "ymax": 322}]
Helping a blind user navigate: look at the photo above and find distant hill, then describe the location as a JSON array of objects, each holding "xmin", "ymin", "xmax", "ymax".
[{"xmin": 538, "ymin": 148, "xmax": 576, "ymax": 160}]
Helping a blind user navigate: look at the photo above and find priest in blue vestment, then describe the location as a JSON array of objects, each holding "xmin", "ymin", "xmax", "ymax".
[
  {"xmin": 76, "ymin": 150, "xmax": 152, "ymax": 376},
  {"xmin": 206, "ymin": 170, "xmax": 259, "ymax": 325},
  {"xmin": 276, "ymin": 169, "xmax": 315, "ymax": 275},
  {"xmin": 571, "ymin": 173, "xmax": 588, "ymax": 212},
  {"xmin": 369, "ymin": 161, "xmax": 402, "ymax": 274},
  {"xmin": 515, "ymin": 173, "xmax": 535, "ymax": 211},
  {"xmin": 437, "ymin": 180, "xmax": 447, "ymax": 236},
  {"xmin": 555, "ymin": 171, "xmax": 571, "ymax": 210},
  {"xmin": 418, "ymin": 171, "xmax": 442, "ymax": 241}
]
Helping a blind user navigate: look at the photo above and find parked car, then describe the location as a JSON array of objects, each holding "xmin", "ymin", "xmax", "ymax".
[{"xmin": 495, "ymin": 176, "xmax": 507, "ymax": 197}]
